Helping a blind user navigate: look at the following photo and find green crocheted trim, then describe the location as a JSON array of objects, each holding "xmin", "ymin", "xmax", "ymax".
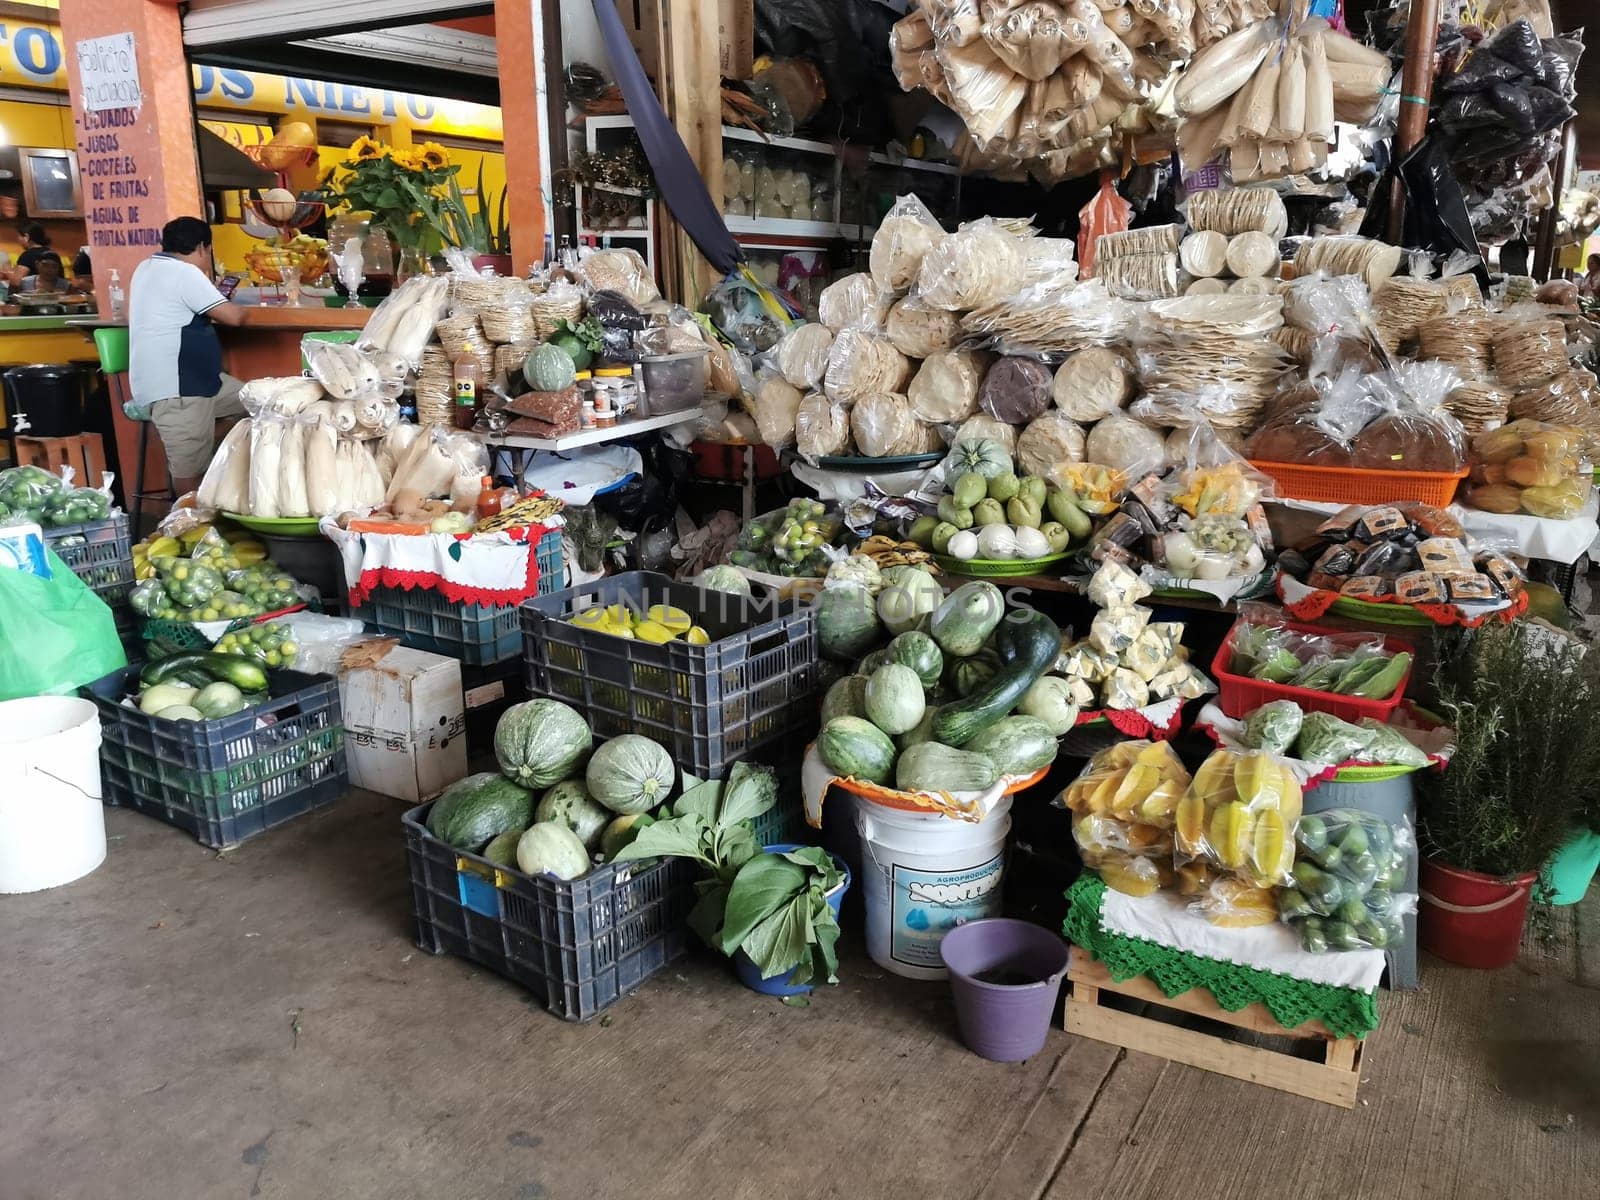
[{"xmin": 1063, "ymin": 875, "xmax": 1379, "ymax": 1040}]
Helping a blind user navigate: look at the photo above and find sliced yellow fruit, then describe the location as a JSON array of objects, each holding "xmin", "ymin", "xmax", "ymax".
[
  {"xmin": 1099, "ymin": 854, "xmax": 1162, "ymax": 898},
  {"xmin": 1202, "ymin": 879, "xmax": 1279, "ymax": 927},
  {"xmin": 1249, "ymin": 809, "xmax": 1293, "ymax": 884},
  {"xmin": 647, "ymin": 604, "xmax": 693, "ymax": 634},
  {"xmin": 570, "ymin": 608, "xmax": 610, "ymax": 629},
  {"xmin": 147, "ymin": 536, "xmax": 182, "ymax": 559},
  {"xmin": 1111, "ymin": 763, "xmax": 1160, "ymax": 817},
  {"xmin": 1175, "ymin": 792, "xmax": 1208, "ymax": 856},
  {"xmin": 1135, "ymin": 741, "xmax": 1190, "ymax": 788},
  {"xmin": 1086, "ymin": 772, "xmax": 1122, "ymax": 815},
  {"xmin": 1125, "ymin": 823, "xmax": 1171, "ymax": 855},
  {"xmin": 1138, "ymin": 778, "xmax": 1183, "ymax": 824},
  {"xmin": 1093, "ymin": 741, "xmax": 1145, "ymax": 772},
  {"xmin": 685, "ymin": 625, "xmax": 710, "ymax": 645},
  {"xmin": 1276, "ymin": 765, "xmax": 1304, "ymax": 825},
  {"xmin": 1208, "ymin": 801, "xmax": 1252, "ymax": 869},
  {"xmin": 1234, "ymin": 752, "xmax": 1284, "ymax": 810},
  {"xmin": 633, "ymin": 620, "xmax": 679, "ymax": 644},
  {"xmin": 603, "ymin": 604, "xmax": 636, "ymax": 628},
  {"xmin": 1190, "ymin": 750, "xmax": 1236, "ymax": 805},
  {"xmin": 1175, "ymin": 860, "xmax": 1214, "ymax": 897},
  {"xmin": 178, "ymin": 525, "xmax": 212, "ymax": 546}
]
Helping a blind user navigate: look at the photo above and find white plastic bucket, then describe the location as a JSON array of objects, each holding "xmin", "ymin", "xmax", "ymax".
[
  {"xmin": 853, "ymin": 792, "xmax": 1013, "ymax": 980},
  {"xmin": 0, "ymin": 695, "xmax": 105, "ymax": 893}
]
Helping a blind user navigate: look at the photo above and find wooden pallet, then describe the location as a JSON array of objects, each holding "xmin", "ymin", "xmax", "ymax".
[{"xmin": 1063, "ymin": 958, "xmax": 1364, "ymax": 1108}]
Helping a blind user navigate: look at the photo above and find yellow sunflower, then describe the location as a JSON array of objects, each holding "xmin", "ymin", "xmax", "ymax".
[
  {"xmin": 349, "ymin": 134, "xmax": 384, "ymax": 162},
  {"xmin": 390, "ymin": 147, "xmax": 425, "ymax": 172},
  {"xmin": 417, "ymin": 142, "xmax": 449, "ymax": 170}
]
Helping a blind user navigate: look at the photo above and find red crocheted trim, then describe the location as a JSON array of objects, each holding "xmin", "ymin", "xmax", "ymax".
[
  {"xmin": 1277, "ymin": 578, "xmax": 1528, "ymax": 629},
  {"xmin": 345, "ymin": 522, "xmax": 552, "ymax": 607},
  {"xmin": 1078, "ymin": 705, "xmax": 1184, "ymax": 741}
]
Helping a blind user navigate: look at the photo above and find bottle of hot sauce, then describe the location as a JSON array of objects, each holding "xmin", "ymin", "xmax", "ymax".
[{"xmin": 475, "ymin": 475, "xmax": 503, "ymax": 521}]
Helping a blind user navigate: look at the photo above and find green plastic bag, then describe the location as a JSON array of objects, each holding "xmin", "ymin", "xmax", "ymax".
[{"xmin": 0, "ymin": 549, "xmax": 127, "ymax": 700}]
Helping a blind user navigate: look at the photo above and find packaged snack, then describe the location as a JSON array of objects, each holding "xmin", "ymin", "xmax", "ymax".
[
  {"xmin": 1279, "ymin": 809, "xmax": 1415, "ymax": 952},
  {"xmin": 1394, "ymin": 571, "xmax": 1447, "ymax": 603},
  {"xmin": 1103, "ymin": 668, "xmax": 1151, "ymax": 710},
  {"xmin": 1086, "ymin": 558, "xmax": 1152, "ymax": 608},
  {"xmin": 1339, "ymin": 575, "xmax": 1390, "ymax": 598},
  {"xmin": 1417, "ymin": 537, "xmax": 1474, "ymax": 574},
  {"xmin": 1293, "ymin": 711, "xmax": 1377, "ymax": 765},
  {"xmin": 1443, "ymin": 573, "xmax": 1497, "ymax": 601},
  {"xmin": 1089, "ymin": 605, "xmax": 1151, "ymax": 655}
]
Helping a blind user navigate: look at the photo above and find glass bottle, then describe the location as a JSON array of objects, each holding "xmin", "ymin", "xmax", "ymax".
[
  {"xmin": 452, "ymin": 349, "xmax": 480, "ymax": 430},
  {"xmin": 475, "ymin": 475, "xmax": 503, "ymax": 521}
]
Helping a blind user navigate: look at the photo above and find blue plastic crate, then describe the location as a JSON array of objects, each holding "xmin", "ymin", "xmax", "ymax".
[
  {"xmin": 403, "ymin": 803, "xmax": 697, "ymax": 1022},
  {"xmin": 353, "ymin": 528, "xmax": 564, "ymax": 665}
]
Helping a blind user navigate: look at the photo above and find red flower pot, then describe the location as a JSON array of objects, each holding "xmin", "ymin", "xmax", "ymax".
[{"xmin": 1418, "ymin": 857, "xmax": 1537, "ymax": 970}]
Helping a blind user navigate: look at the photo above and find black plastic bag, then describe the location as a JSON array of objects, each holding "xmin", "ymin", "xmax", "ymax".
[
  {"xmin": 1538, "ymin": 33, "xmax": 1585, "ymax": 98},
  {"xmin": 1359, "ymin": 137, "xmax": 1488, "ymax": 293},
  {"xmin": 587, "ymin": 289, "xmax": 648, "ymax": 330},
  {"xmin": 1486, "ymin": 80, "xmax": 1536, "ymax": 135},
  {"xmin": 1483, "ymin": 18, "xmax": 1546, "ymax": 75},
  {"xmin": 1440, "ymin": 48, "xmax": 1524, "ymax": 94},
  {"xmin": 1526, "ymin": 85, "xmax": 1576, "ymax": 135},
  {"xmin": 1441, "ymin": 91, "xmax": 1507, "ymax": 131}
]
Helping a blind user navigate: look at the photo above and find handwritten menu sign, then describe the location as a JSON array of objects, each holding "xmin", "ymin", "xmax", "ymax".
[
  {"xmin": 79, "ymin": 105, "xmax": 158, "ymax": 249},
  {"xmin": 76, "ymin": 32, "xmax": 140, "ymax": 114}
]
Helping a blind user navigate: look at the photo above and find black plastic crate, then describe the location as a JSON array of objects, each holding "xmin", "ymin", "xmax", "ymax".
[
  {"xmin": 349, "ymin": 530, "xmax": 564, "ymax": 664},
  {"xmin": 520, "ymin": 571, "xmax": 819, "ymax": 778},
  {"xmin": 404, "ymin": 804, "xmax": 697, "ymax": 1021},
  {"xmin": 86, "ymin": 665, "xmax": 347, "ymax": 849},
  {"xmin": 44, "ymin": 512, "xmax": 134, "ymax": 606}
]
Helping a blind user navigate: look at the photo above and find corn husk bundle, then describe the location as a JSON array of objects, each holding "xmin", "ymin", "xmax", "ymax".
[
  {"xmin": 892, "ymin": 0, "xmax": 1198, "ymax": 175},
  {"xmin": 1174, "ymin": 11, "xmax": 1389, "ymax": 182},
  {"xmin": 1134, "ymin": 293, "xmax": 1288, "ymax": 429}
]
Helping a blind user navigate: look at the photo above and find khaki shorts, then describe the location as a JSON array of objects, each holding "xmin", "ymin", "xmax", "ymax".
[{"xmin": 150, "ymin": 375, "xmax": 247, "ymax": 477}]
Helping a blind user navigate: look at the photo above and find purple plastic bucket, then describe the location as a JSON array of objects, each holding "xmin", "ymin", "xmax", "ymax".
[{"xmin": 939, "ymin": 918, "xmax": 1071, "ymax": 1062}]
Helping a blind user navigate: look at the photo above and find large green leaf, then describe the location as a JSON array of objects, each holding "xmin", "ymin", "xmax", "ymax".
[
  {"xmin": 718, "ymin": 854, "xmax": 806, "ymax": 955},
  {"xmin": 717, "ymin": 761, "xmax": 777, "ymax": 830},
  {"xmin": 781, "ymin": 846, "xmax": 842, "ymax": 891},
  {"xmin": 740, "ymin": 894, "xmax": 810, "ymax": 980},
  {"xmin": 611, "ymin": 813, "xmax": 709, "ymax": 864},
  {"xmin": 673, "ymin": 777, "xmax": 723, "ymax": 825},
  {"xmin": 686, "ymin": 883, "xmax": 728, "ymax": 949}
]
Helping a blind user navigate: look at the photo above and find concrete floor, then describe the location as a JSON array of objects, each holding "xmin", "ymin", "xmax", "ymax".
[{"xmin": 4, "ymin": 789, "xmax": 1597, "ymax": 1200}]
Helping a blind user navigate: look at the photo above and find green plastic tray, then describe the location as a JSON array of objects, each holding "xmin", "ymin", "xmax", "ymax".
[
  {"xmin": 933, "ymin": 551, "xmax": 1073, "ymax": 578},
  {"xmin": 1331, "ymin": 762, "xmax": 1422, "ymax": 784},
  {"xmin": 224, "ymin": 513, "xmax": 324, "ymax": 536}
]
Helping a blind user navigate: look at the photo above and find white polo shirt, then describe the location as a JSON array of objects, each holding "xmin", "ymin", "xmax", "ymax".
[{"xmin": 128, "ymin": 253, "xmax": 227, "ymax": 408}]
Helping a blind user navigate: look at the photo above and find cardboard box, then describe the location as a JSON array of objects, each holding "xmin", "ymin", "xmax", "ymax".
[
  {"xmin": 614, "ymin": 0, "xmax": 754, "ymax": 80},
  {"xmin": 341, "ymin": 647, "xmax": 468, "ymax": 805}
]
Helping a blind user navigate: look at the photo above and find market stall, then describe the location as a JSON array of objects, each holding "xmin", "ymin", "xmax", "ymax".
[{"xmin": 3, "ymin": 0, "xmax": 1594, "ymax": 1117}]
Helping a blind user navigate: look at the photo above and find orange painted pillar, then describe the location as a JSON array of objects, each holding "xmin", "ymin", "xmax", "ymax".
[
  {"xmin": 59, "ymin": 0, "xmax": 204, "ymax": 318},
  {"xmin": 496, "ymin": 0, "xmax": 547, "ymax": 274}
]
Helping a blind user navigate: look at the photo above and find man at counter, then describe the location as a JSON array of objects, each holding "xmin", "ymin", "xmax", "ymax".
[
  {"xmin": 129, "ymin": 216, "xmax": 248, "ymax": 492},
  {"xmin": 18, "ymin": 252, "xmax": 64, "ymax": 294}
]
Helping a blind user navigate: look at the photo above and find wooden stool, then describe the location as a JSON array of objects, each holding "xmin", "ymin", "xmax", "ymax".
[
  {"xmin": 1064, "ymin": 957, "xmax": 1365, "ymax": 1108},
  {"xmin": 15, "ymin": 433, "xmax": 108, "ymax": 486}
]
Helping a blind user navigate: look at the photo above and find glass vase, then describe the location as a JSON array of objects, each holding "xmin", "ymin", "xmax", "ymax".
[{"xmin": 395, "ymin": 247, "xmax": 429, "ymax": 281}]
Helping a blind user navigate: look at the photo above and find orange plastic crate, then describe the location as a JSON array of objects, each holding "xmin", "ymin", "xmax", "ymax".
[{"xmin": 1248, "ymin": 460, "xmax": 1467, "ymax": 507}]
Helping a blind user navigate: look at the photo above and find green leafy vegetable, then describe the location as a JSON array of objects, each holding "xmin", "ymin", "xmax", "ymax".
[{"xmin": 1243, "ymin": 701, "xmax": 1304, "ymax": 756}]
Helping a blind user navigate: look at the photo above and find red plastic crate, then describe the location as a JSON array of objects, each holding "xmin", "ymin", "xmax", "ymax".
[{"xmin": 1211, "ymin": 618, "xmax": 1414, "ymax": 723}]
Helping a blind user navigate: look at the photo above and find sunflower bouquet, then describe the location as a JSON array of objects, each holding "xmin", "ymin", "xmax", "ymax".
[{"xmin": 326, "ymin": 135, "xmax": 457, "ymax": 255}]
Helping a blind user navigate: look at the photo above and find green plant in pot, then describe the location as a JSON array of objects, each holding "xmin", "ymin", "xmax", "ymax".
[
  {"xmin": 614, "ymin": 762, "xmax": 845, "ymax": 991},
  {"xmin": 1416, "ymin": 620, "xmax": 1600, "ymax": 967}
]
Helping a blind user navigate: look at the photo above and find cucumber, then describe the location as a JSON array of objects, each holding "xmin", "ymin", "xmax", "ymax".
[
  {"xmin": 141, "ymin": 652, "xmax": 269, "ymax": 694},
  {"xmin": 933, "ymin": 611, "xmax": 1061, "ymax": 747},
  {"xmin": 895, "ymin": 743, "xmax": 998, "ymax": 793}
]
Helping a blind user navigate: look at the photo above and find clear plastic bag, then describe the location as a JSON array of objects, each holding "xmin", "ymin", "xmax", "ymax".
[
  {"xmin": 823, "ymin": 330, "xmax": 914, "ymax": 404},
  {"xmin": 908, "ymin": 350, "xmax": 989, "ymax": 424},
  {"xmin": 753, "ymin": 371, "xmax": 805, "ymax": 449},
  {"xmin": 979, "ymin": 356, "xmax": 1054, "ymax": 424},
  {"xmin": 869, "ymin": 194, "xmax": 947, "ymax": 292},
  {"xmin": 1174, "ymin": 746, "xmax": 1302, "ymax": 887},
  {"xmin": 885, "ymin": 299, "xmax": 962, "ymax": 359},
  {"xmin": 818, "ymin": 272, "xmax": 892, "ymax": 334},
  {"xmin": 195, "ymin": 420, "xmax": 253, "ymax": 514},
  {"xmin": 914, "ymin": 217, "xmax": 1026, "ymax": 311},
  {"xmin": 1241, "ymin": 699, "xmax": 1303, "ymax": 756},
  {"xmin": 1279, "ymin": 809, "xmax": 1415, "ymax": 953},
  {"xmin": 1466, "ymin": 419, "xmax": 1588, "ymax": 519},
  {"xmin": 1016, "ymin": 411, "xmax": 1087, "ymax": 477},
  {"xmin": 795, "ymin": 393, "xmax": 852, "ymax": 460},
  {"xmin": 1059, "ymin": 739, "xmax": 1192, "ymax": 896},
  {"xmin": 772, "ymin": 322, "xmax": 834, "ymax": 390}
]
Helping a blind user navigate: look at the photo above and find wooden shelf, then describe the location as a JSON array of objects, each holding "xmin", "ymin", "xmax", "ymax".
[{"xmin": 484, "ymin": 408, "xmax": 698, "ymax": 453}]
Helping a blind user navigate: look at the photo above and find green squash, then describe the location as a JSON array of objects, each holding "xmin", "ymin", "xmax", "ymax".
[
  {"xmin": 516, "ymin": 821, "xmax": 593, "ymax": 880},
  {"xmin": 817, "ymin": 583, "xmax": 881, "ymax": 661},
  {"xmin": 494, "ymin": 699, "xmax": 593, "ymax": 789},
  {"xmin": 821, "ymin": 675, "xmax": 871, "ymax": 725},
  {"xmin": 428, "ymin": 772, "xmax": 535, "ymax": 850},
  {"xmin": 535, "ymin": 780, "xmax": 612, "ymax": 851},
  {"xmin": 817, "ymin": 717, "xmax": 896, "ymax": 785},
  {"xmin": 864, "ymin": 663, "xmax": 926, "ymax": 736},
  {"xmin": 524, "ymin": 342, "xmax": 577, "ymax": 392},
  {"xmin": 586, "ymin": 734, "xmax": 676, "ymax": 814},
  {"xmin": 887, "ymin": 630, "xmax": 943, "ymax": 689}
]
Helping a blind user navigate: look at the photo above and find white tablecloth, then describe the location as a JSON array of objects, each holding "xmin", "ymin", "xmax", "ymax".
[{"xmin": 1099, "ymin": 888, "xmax": 1386, "ymax": 991}]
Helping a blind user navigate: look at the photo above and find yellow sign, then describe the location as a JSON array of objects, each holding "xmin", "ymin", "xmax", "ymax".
[{"xmin": 0, "ymin": 20, "xmax": 501, "ymax": 141}]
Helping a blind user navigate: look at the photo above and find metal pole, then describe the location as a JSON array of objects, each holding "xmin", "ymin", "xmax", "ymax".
[
  {"xmin": 1386, "ymin": 0, "xmax": 1442, "ymax": 245},
  {"xmin": 1532, "ymin": 120, "xmax": 1577, "ymax": 282}
]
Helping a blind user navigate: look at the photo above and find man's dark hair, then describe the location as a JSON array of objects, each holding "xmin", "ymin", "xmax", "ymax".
[
  {"xmin": 1589, "ymin": 254, "xmax": 1600, "ymax": 269},
  {"xmin": 22, "ymin": 222, "xmax": 47, "ymax": 246},
  {"xmin": 34, "ymin": 252, "xmax": 62, "ymax": 274},
  {"xmin": 72, "ymin": 250, "xmax": 91, "ymax": 277},
  {"xmin": 161, "ymin": 217, "xmax": 213, "ymax": 255}
]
